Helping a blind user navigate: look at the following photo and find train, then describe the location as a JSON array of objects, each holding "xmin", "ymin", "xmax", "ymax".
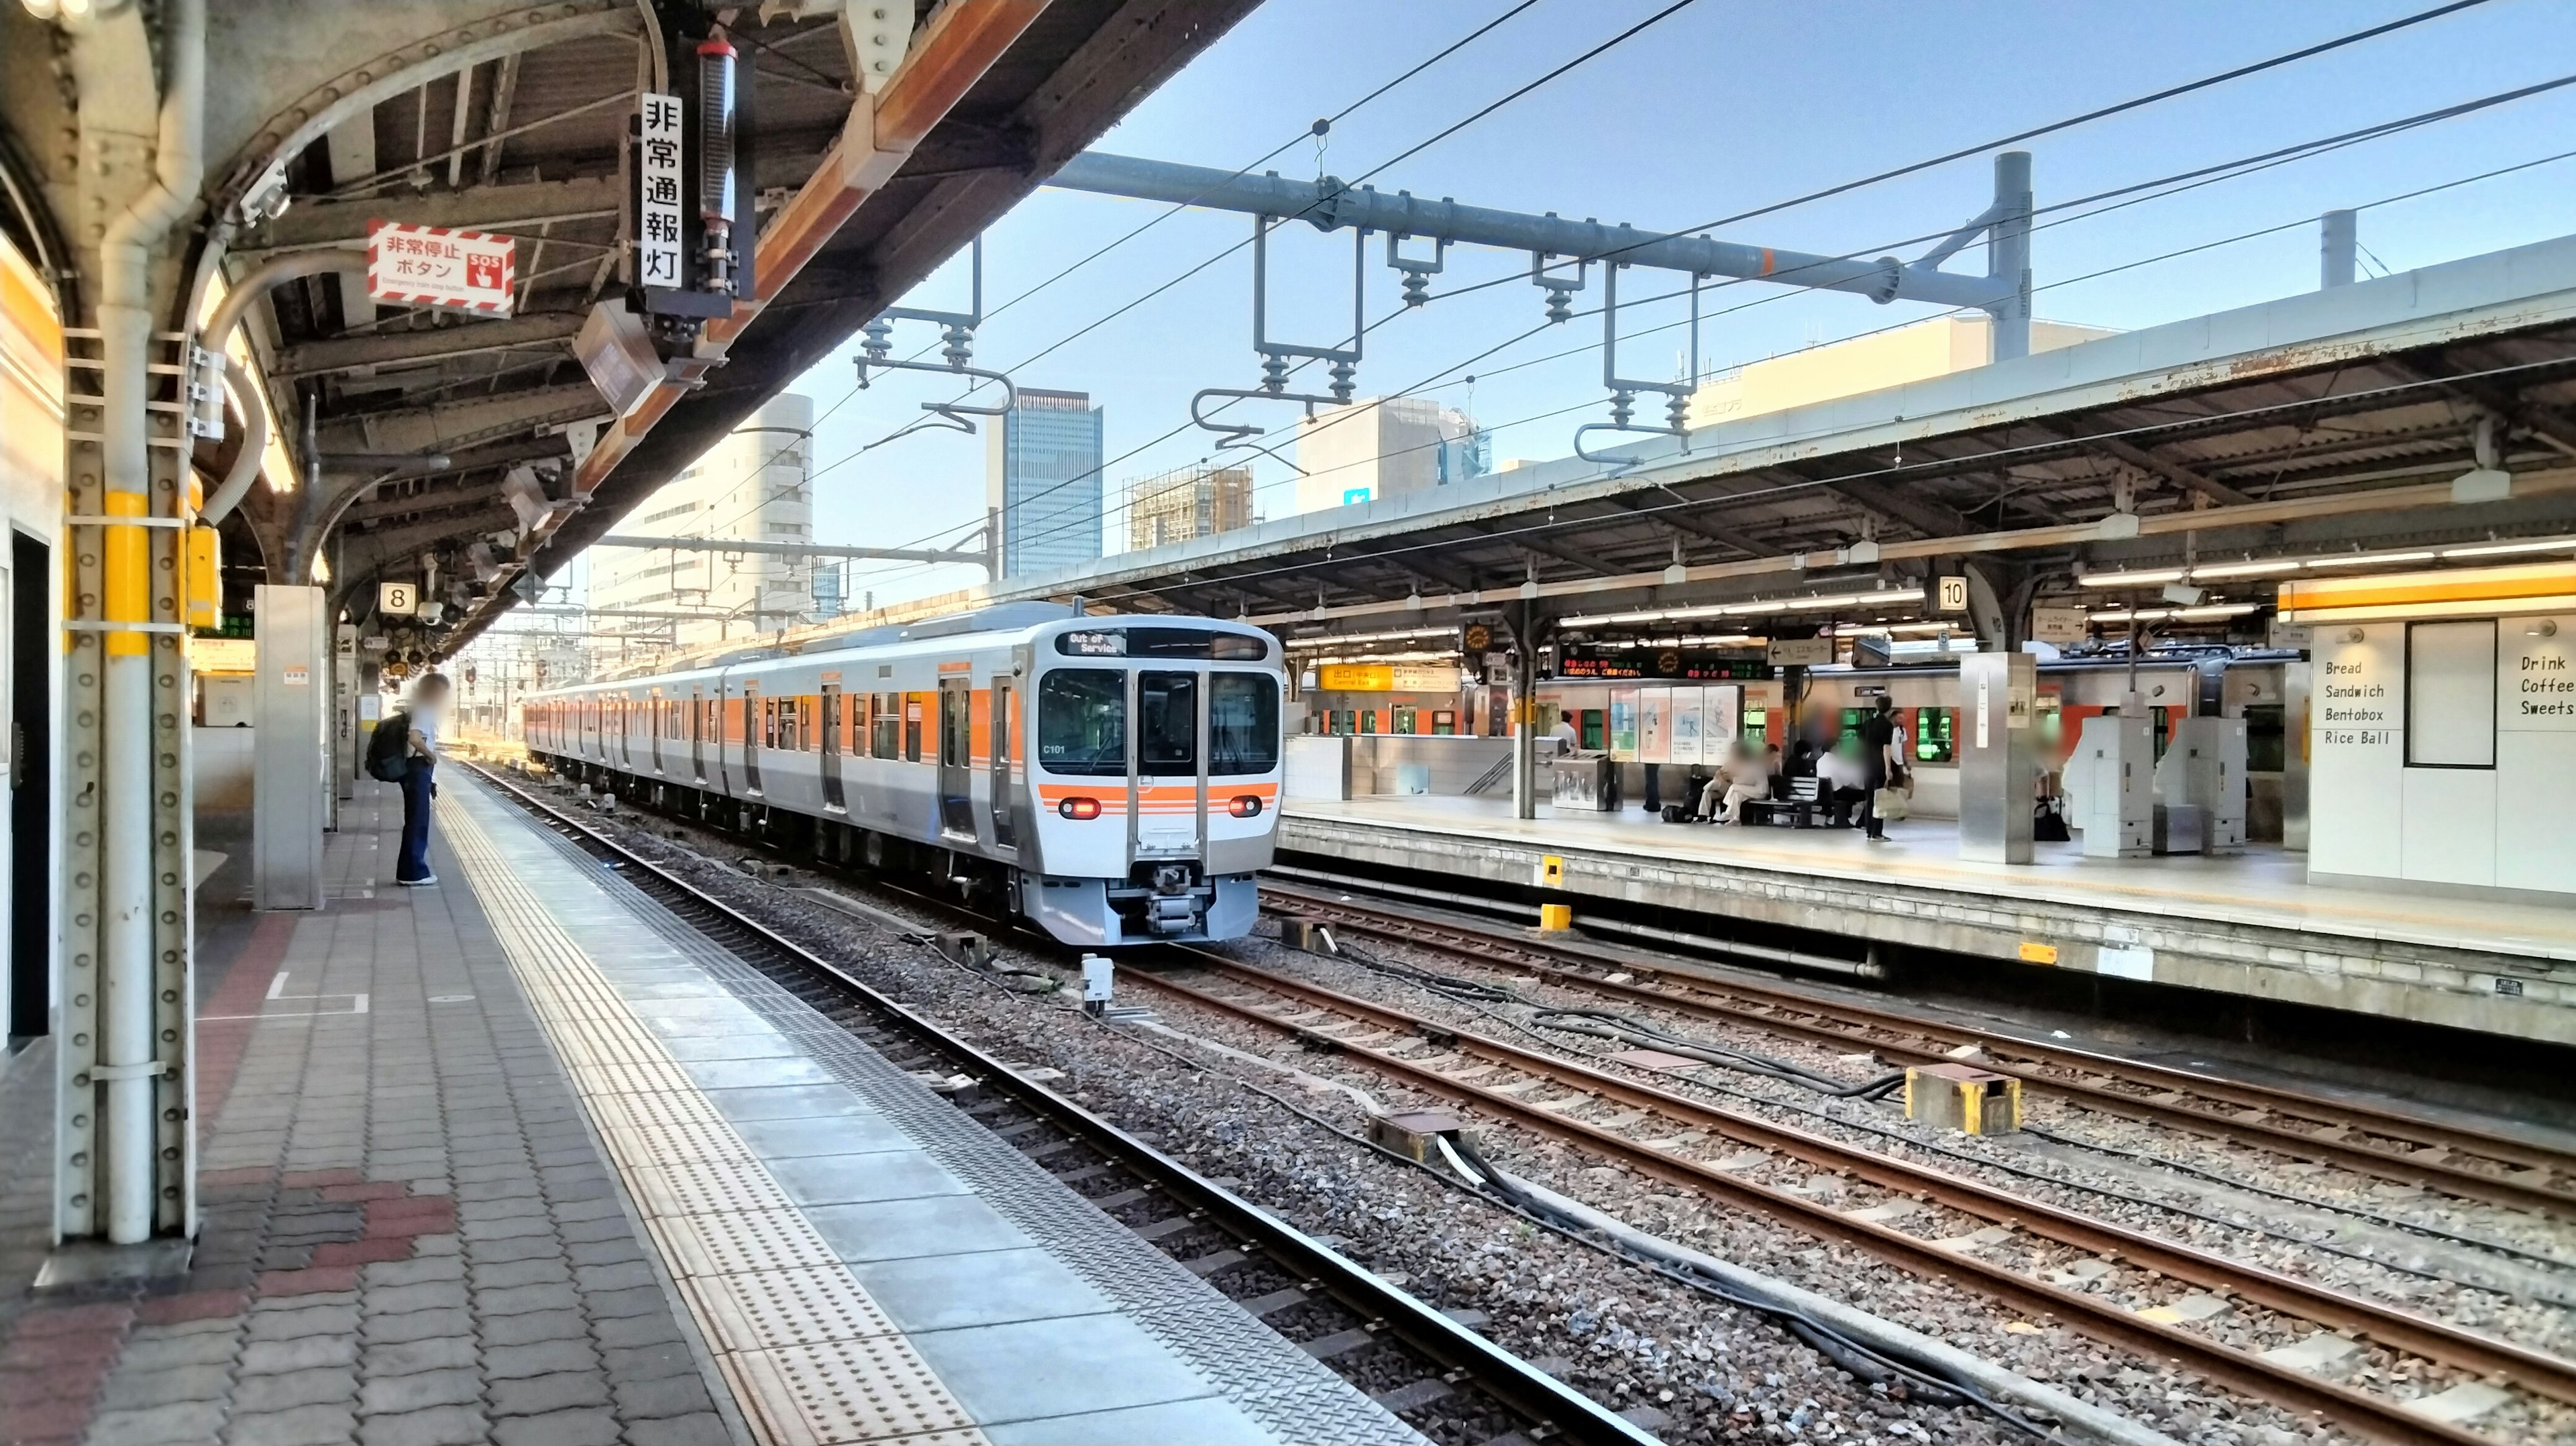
[{"xmin": 523, "ymin": 604, "xmax": 1287, "ymax": 946}]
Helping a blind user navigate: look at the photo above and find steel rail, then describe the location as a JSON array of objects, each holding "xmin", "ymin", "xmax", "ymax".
[
  {"xmin": 1262, "ymin": 881, "xmax": 2576, "ymax": 1219},
  {"xmin": 1136, "ymin": 949, "xmax": 2576, "ymax": 1446},
  {"xmin": 459, "ymin": 763, "xmax": 1659, "ymax": 1446}
]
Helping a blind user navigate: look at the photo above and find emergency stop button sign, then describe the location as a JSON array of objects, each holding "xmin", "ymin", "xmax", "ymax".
[{"xmin": 368, "ymin": 220, "xmax": 516, "ymax": 316}]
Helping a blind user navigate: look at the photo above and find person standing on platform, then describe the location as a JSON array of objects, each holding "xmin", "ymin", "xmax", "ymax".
[
  {"xmin": 1856, "ymin": 695, "xmax": 1898, "ymax": 842},
  {"xmin": 396, "ymin": 672, "xmax": 450, "ymax": 887}
]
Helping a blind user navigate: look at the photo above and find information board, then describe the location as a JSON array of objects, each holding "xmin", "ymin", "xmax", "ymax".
[{"xmin": 367, "ymin": 221, "xmax": 514, "ymax": 315}]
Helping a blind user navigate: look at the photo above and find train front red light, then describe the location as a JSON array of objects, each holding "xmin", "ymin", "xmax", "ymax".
[
  {"xmin": 1228, "ymin": 795, "xmax": 1264, "ymax": 818},
  {"xmin": 1059, "ymin": 797, "xmax": 1102, "ymax": 820}
]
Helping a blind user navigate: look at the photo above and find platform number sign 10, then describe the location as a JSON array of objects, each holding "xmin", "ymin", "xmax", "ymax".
[
  {"xmin": 1936, "ymin": 575, "xmax": 1970, "ymax": 614},
  {"xmin": 637, "ymin": 93, "xmax": 686, "ymax": 289},
  {"xmin": 378, "ymin": 581, "xmax": 418, "ymax": 617}
]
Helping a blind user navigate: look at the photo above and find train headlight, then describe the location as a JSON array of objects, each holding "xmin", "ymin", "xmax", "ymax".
[
  {"xmin": 1228, "ymin": 795, "xmax": 1264, "ymax": 818},
  {"xmin": 1059, "ymin": 797, "xmax": 1102, "ymax": 820}
]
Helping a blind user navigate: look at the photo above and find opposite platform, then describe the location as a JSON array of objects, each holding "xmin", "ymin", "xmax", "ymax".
[{"xmin": 1283, "ymin": 793, "xmax": 2576, "ymax": 1044}]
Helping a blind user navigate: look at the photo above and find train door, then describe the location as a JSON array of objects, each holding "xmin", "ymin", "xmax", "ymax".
[
  {"xmin": 819, "ymin": 684, "xmax": 845, "ymax": 812},
  {"xmin": 1134, "ymin": 669, "xmax": 1201, "ymax": 856},
  {"xmin": 648, "ymin": 693, "xmax": 664, "ymax": 775},
  {"xmin": 740, "ymin": 681, "xmax": 763, "ymax": 795},
  {"xmin": 989, "ymin": 677, "xmax": 1015, "ymax": 849},
  {"xmin": 690, "ymin": 686, "xmax": 706, "ymax": 783},
  {"xmin": 936, "ymin": 678, "xmax": 973, "ymax": 838}
]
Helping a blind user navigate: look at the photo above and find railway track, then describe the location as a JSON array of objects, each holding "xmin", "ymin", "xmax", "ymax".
[
  {"xmin": 1126, "ymin": 947, "xmax": 2576, "ymax": 1446},
  {"xmin": 465, "ymin": 763, "xmax": 1657, "ymax": 1446},
  {"xmin": 1261, "ymin": 876, "xmax": 2576, "ymax": 1223}
]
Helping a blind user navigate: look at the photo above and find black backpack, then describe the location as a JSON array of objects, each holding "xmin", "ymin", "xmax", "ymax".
[{"xmin": 365, "ymin": 711, "xmax": 413, "ymax": 782}]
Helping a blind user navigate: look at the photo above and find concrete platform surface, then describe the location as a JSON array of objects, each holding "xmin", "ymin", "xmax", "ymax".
[
  {"xmin": 0, "ymin": 773, "xmax": 1420, "ymax": 1446},
  {"xmin": 1283, "ymin": 794, "xmax": 2576, "ymax": 1043}
]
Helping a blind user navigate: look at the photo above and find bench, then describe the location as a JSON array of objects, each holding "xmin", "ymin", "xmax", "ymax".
[{"xmin": 1740, "ymin": 775, "xmax": 1833, "ymax": 828}]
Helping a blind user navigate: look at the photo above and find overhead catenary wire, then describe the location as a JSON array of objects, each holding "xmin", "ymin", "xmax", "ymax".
[
  {"xmin": 638, "ymin": 0, "xmax": 1554, "ymax": 563},
  {"xmin": 908, "ymin": 111, "xmax": 2576, "ymax": 591},
  {"xmin": 840, "ymin": 14, "xmax": 2544, "ymax": 584}
]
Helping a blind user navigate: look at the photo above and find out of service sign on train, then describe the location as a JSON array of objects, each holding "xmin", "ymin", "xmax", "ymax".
[{"xmin": 367, "ymin": 221, "xmax": 515, "ymax": 316}]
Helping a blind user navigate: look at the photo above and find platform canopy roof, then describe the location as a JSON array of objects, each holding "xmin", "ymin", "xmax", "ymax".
[
  {"xmin": 0, "ymin": 0, "xmax": 1260, "ymax": 658},
  {"xmin": 918, "ymin": 233, "xmax": 2576, "ymax": 649}
]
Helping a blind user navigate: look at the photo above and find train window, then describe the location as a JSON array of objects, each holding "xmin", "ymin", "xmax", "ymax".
[
  {"xmin": 1914, "ymin": 707, "xmax": 1955, "ymax": 764},
  {"xmin": 1040, "ymin": 671, "xmax": 1125, "ymax": 775},
  {"xmin": 2243, "ymin": 704, "xmax": 2286, "ymax": 772},
  {"xmin": 871, "ymin": 692, "xmax": 898, "ymax": 759},
  {"xmin": 1139, "ymin": 671, "xmax": 1197, "ymax": 775},
  {"xmin": 904, "ymin": 696, "xmax": 923, "ymax": 763},
  {"xmin": 1210, "ymin": 673, "xmax": 1279, "ymax": 775}
]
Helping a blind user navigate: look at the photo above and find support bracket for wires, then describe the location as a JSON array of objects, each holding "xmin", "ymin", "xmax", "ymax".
[
  {"xmin": 1576, "ymin": 264, "xmax": 1701, "ymax": 474},
  {"xmin": 851, "ymin": 235, "xmax": 1016, "ymax": 436}
]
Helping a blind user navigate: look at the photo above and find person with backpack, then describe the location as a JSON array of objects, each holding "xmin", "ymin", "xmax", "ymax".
[{"xmin": 367, "ymin": 672, "xmax": 451, "ymax": 886}]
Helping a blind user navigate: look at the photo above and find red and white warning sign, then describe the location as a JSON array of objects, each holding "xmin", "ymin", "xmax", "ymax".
[{"xmin": 366, "ymin": 220, "xmax": 516, "ymax": 316}]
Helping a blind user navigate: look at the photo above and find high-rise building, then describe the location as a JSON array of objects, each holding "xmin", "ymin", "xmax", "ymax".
[
  {"xmin": 1292, "ymin": 396, "xmax": 1485, "ymax": 514},
  {"xmin": 987, "ymin": 388, "xmax": 1104, "ymax": 577},
  {"xmin": 1125, "ymin": 464, "xmax": 1251, "ymax": 551},
  {"xmin": 587, "ymin": 392, "xmax": 816, "ymax": 647}
]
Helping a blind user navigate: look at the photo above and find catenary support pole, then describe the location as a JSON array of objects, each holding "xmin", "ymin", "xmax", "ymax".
[
  {"xmin": 1986, "ymin": 151, "xmax": 2033, "ymax": 362},
  {"xmin": 2320, "ymin": 209, "xmax": 2357, "ymax": 289},
  {"xmin": 1512, "ymin": 604, "xmax": 1538, "ymax": 821}
]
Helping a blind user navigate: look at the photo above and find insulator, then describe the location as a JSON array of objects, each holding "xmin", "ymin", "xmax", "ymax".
[{"xmin": 696, "ymin": 39, "xmax": 738, "ymax": 223}]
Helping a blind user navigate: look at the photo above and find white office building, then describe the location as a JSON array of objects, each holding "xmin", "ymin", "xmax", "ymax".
[
  {"xmin": 587, "ymin": 392, "xmax": 816, "ymax": 648},
  {"xmin": 1292, "ymin": 396, "xmax": 1485, "ymax": 514}
]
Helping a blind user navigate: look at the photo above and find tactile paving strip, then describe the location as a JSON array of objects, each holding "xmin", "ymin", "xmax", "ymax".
[
  {"xmin": 442, "ymin": 796, "xmax": 990, "ymax": 1446},
  {"xmin": 473, "ymin": 783, "xmax": 1428, "ymax": 1446}
]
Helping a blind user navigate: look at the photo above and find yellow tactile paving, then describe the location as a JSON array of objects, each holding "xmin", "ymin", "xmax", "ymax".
[{"xmin": 441, "ymin": 795, "xmax": 991, "ymax": 1446}]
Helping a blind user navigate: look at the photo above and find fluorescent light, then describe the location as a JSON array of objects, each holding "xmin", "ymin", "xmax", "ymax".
[
  {"xmin": 2189, "ymin": 559, "xmax": 2302, "ymax": 580},
  {"xmin": 2079, "ymin": 568, "xmax": 2187, "ymax": 588},
  {"xmin": 2439, "ymin": 537, "xmax": 2576, "ymax": 559},
  {"xmin": 2086, "ymin": 603, "xmax": 2259, "ymax": 624},
  {"xmin": 2304, "ymin": 550, "xmax": 2437, "ymax": 569}
]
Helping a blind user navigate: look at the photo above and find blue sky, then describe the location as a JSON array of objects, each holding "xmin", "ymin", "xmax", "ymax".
[{"xmin": 619, "ymin": 0, "xmax": 2576, "ymax": 610}]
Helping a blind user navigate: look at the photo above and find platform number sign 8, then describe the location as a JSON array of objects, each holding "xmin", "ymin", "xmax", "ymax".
[
  {"xmin": 378, "ymin": 581, "xmax": 418, "ymax": 616},
  {"xmin": 1936, "ymin": 575, "xmax": 1970, "ymax": 614}
]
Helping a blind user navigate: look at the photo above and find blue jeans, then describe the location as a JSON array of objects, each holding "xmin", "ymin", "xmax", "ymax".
[{"xmin": 398, "ymin": 759, "xmax": 437, "ymax": 881}]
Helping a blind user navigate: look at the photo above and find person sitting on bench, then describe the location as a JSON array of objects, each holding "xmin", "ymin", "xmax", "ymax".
[
  {"xmin": 1817, "ymin": 737, "xmax": 1871, "ymax": 827},
  {"xmin": 1713, "ymin": 741, "xmax": 1773, "ymax": 824}
]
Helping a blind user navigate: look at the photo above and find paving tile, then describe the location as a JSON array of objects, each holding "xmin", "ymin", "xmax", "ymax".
[
  {"xmin": 490, "ymin": 1406, "xmax": 621, "ymax": 1446},
  {"xmin": 621, "ymin": 1410, "xmax": 730, "ymax": 1446},
  {"xmin": 230, "ymin": 1366, "xmax": 358, "ymax": 1414},
  {"xmin": 224, "ymin": 1402, "xmax": 360, "ymax": 1446},
  {"xmin": 483, "ymin": 1337, "xmax": 600, "ymax": 1382},
  {"xmin": 908, "ymin": 1313, "xmax": 1220, "ymax": 1427},
  {"xmin": 354, "ymin": 1403, "xmax": 487, "ymax": 1446},
  {"xmin": 851, "ymin": 1247, "xmax": 1114, "ymax": 1333},
  {"xmin": 238, "ymin": 1335, "xmax": 359, "ymax": 1376},
  {"xmin": 478, "ymin": 1309, "xmax": 588, "ymax": 1348},
  {"xmin": 802, "ymin": 1195, "xmax": 1030, "ymax": 1264},
  {"xmin": 767, "ymin": 1150, "xmax": 969, "ymax": 1208},
  {"xmin": 358, "ymin": 1337, "xmax": 478, "ymax": 1379},
  {"xmin": 358, "ymin": 1307, "xmax": 474, "ymax": 1347},
  {"xmin": 490, "ymin": 1370, "xmax": 614, "ymax": 1418},
  {"xmin": 87, "ymin": 1400, "xmax": 233, "ymax": 1446}
]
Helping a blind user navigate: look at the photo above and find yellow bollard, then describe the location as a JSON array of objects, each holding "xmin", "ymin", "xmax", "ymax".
[{"xmin": 1537, "ymin": 903, "xmax": 1574, "ymax": 932}]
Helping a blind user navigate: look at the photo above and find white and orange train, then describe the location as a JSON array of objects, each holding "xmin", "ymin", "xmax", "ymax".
[{"xmin": 523, "ymin": 604, "xmax": 1285, "ymax": 946}]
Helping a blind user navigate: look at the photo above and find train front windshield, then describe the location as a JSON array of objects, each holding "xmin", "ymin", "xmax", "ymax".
[
  {"xmin": 1038, "ymin": 661, "xmax": 1281, "ymax": 779},
  {"xmin": 1039, "ymin": 670, "xmax": 1126, "ymax": 776}
]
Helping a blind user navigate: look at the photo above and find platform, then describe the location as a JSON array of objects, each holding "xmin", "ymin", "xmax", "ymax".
[
  {"xmin": 1280, "ymin": 795, "xmax": 2576, "ymax": 1045},
  {"xmin": 0, "ymin": 774, "xmax": 1413, "ymax": 1446}
]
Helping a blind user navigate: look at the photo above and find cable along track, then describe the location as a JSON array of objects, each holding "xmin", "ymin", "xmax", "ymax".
[
  {"xmin": 1136, "ymin": 946, "xmax": 2576, "ymax": 1446},
  {"xmin": 1260, "ymin": 879, "xmax": 2576, "ymax": 1223},
  {"xmin": 463, "ymin": 764, "xmax": 1657, "ymax": 1446}
]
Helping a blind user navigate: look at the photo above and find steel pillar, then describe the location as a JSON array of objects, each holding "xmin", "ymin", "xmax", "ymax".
[
  {"xmin": 1986, "ymin": 152, "xmax": 2034, "ymax": 362},
  {"xmin": 2320, "ymin": 209, "xmax": 2357, "ymax": 289},
  {"xmin": 1511, "ymin": 605, "xmax": 1539, "ymax": 821},
  {"xmin": 60, "ymin": 0, "xmax": 203, "ymax": 1246}
]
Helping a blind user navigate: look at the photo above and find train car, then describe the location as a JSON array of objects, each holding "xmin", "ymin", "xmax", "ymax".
[{"xmin": 524, "ymin": 604, "xmax": 1285, "ymax": 947}]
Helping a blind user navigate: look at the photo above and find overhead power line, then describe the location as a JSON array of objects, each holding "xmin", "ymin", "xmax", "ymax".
[{"xmin": 849, "ymin": 0, "xmax": 2512, "ymax": 571}]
